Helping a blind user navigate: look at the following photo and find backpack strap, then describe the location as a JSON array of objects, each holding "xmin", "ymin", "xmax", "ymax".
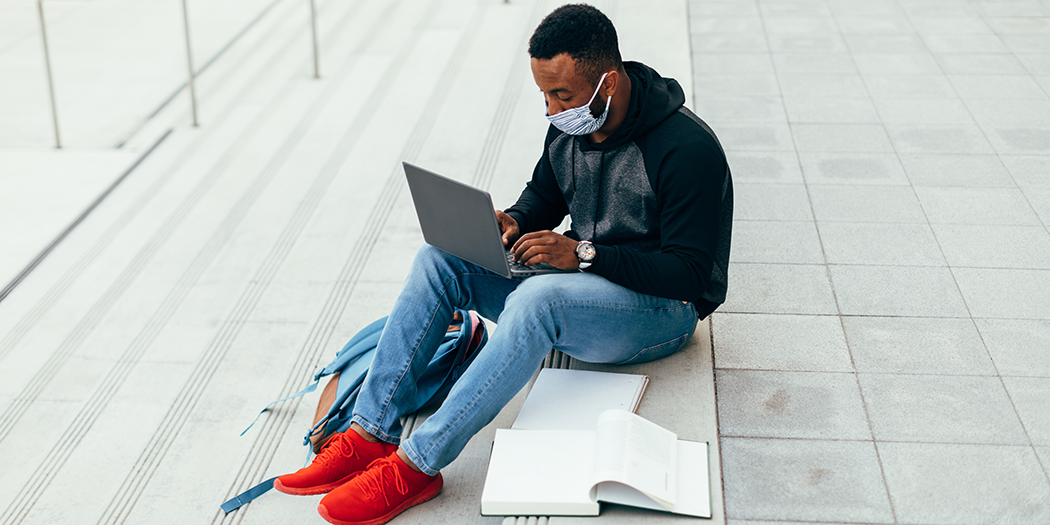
[
  {"xmin": 316, "ymin": 317, "xmax": 386, "ymax": 377},
  {"xmin": 220, "ymin": 477, "xmax": 276, "ymax": 514},
  {"xmin": 239, "ymin": 381, "xmax": 319, "ymax": 437},
  {"xmin": 239, "ymin": 317, "xmax": 386, "ymax": 436}
]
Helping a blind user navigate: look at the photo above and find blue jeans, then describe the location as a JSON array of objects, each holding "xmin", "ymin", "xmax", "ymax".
[{"xmin": 351, "ymin": 245, "xmax": 698, "ymax": 475}]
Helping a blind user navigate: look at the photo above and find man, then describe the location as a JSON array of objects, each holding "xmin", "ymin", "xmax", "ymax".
[{"xmin": 275, "ymin": 4, "xmax": 732, "ymax": 524}]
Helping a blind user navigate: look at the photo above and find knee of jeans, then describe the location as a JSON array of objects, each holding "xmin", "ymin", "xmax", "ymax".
[
  {"xmin": 500, "ymin": 276, "xmax": 581, "ymax": 330},
  {"xmin": 413, "ymin": 244, "xmax": 446, "ymax": 266},
  {"xmin": 412, "ymin": 244, "xmax": 462, "ymax": 275}
]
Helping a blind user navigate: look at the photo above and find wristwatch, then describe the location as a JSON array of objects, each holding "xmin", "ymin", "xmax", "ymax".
[{"xmin": 575, "ymin": 240, "xmax": 596, "ymax": 270}]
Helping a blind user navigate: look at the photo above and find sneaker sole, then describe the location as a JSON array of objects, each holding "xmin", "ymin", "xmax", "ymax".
[
  {"xmin": 316, "ymin": 475, "xmax": 443, "ymax": 525},
  {"xmin": 274, "ymin": 472, "xmax": 361, "ymax": 496}
]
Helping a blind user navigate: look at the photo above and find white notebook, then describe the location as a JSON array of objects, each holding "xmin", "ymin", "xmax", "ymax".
[
  {"xmin": 481, "ymin": 409, "xmax": 711, "ymax": 518},
  {"xmin": 511, "ymin": 368, "xmax": 649, "ymax": 431}
]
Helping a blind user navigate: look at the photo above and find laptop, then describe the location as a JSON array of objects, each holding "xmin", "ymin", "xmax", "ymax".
[{"xmin": 403, "ymin": 162, "xmax": 575, "ymax": 278}]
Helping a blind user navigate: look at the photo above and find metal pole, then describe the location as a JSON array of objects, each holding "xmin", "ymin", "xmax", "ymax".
[
  {"xmin": 180, "ymin": 0, "xmax": 199, "ymax": 126},
  {"xmin": 38, "ymin": 0, "xmax": 61, "ymax": 148},
  {"xmin": 309, "ymin": 0, "xmax": 320, "ymax": 78}
]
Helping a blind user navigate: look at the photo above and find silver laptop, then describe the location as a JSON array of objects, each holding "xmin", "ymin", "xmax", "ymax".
[{"xmin": 403, "ymin": 162, "xmax": 575, "ymax": 278}]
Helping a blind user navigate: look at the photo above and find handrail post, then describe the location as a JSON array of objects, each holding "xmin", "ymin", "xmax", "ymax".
[
  {"xmin": 309, "ymin": 0, "xmax": 320, "ymax": 78},
  {"xmin": 38, "ymin": 0, "xmax": 61, "ymax": 148},
  {"xmin": 180, "ymin": 0, "xmax": 200, "ymax": 126}
]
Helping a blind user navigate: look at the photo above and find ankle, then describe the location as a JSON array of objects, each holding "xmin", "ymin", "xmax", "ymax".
[
  {"xmin": 350, "ymin": 422, "xmax": 381, "ymax": 443},
  {"xmin": 396, "ymin": 448, "xmax": 425, "ymax": 473}
]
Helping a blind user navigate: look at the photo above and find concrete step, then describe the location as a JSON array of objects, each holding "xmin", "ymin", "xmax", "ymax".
[{"xmin": 0, "ymin": 0, "xmax": 723, "ymax": 524}]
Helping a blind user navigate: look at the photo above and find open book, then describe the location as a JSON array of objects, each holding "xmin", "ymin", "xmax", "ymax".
[{"xmin": 481, "ymin": 409, "xmax": 711, "ymax": 518}]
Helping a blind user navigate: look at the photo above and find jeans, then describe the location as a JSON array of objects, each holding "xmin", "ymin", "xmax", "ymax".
[{"xmin": 351, "ymin": 244, "xmax": 698, "ymax": 475}]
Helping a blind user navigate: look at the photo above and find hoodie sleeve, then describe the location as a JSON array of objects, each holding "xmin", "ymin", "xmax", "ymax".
[
  {"xmin": 504, "ymin": 127, "xmax": 569, "ymax": 233},
  {"xmin": 586, "ymin": 117, "xmax": 728, "ymax": 303}
]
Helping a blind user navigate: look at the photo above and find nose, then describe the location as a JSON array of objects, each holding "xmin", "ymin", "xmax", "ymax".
[{"xmin": 543, "ymin": 95, "xmax": 565, "ymax": 117}]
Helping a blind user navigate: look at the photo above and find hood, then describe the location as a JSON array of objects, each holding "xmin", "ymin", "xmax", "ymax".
[{"xmin": 587, "ymin": 61, "xmax": 686, "ymax": 151}]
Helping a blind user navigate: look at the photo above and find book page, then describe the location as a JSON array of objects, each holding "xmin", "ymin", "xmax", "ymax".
[
  {"xmin": 593, "ymin": 440, "xmax": 711, "ymax": 518},
  {"xmin": 667, "ymin": 440, "xmax": 712, "ymax": 518},
  {"xmin": 589, "ymin": 409, "xmax": 677, "ymax": 509}
]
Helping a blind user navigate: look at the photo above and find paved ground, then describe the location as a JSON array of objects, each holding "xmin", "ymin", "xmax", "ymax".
[
  {"xmin": 694, "ymin": 1, "xmax": 1050, "ymax": 523},
  {"xmin": 1, "ymin": 0, "xmax": 1049, "ymax": 524}
]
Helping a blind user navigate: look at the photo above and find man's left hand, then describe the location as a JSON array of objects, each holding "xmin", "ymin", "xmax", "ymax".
[{"xmin": 511, "ymin": 231, "xmax": 581, "ymax": 270}]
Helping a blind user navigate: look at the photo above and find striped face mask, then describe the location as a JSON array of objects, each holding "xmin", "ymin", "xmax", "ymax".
[{"xmin": 545, "ymin": 72, "xmax": 610, "ymax": 136}]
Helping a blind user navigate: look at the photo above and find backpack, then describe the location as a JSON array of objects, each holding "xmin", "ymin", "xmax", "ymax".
[{"xmin": 221, "ymin": 309, "xmax": 487, "ymax": 513}]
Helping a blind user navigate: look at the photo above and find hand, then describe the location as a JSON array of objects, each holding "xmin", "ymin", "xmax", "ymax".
[
  {"xmin": 495, "ymin": 210, "xmax": 520, "ymax": 246},
  {"xmin": 511, "ymin": 231, "xmax": 580, "ymax": 270}
]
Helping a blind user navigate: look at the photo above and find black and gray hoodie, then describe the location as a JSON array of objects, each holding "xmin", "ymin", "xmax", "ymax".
[{"xmin": 505, "ymin": 61, "xmax": 733, "ymax": 319}]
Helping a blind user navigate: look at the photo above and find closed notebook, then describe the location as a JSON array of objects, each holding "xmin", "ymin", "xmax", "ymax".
[{"xmin": 511, "ymin": 368, "xmax": 649, "ymax": 431}]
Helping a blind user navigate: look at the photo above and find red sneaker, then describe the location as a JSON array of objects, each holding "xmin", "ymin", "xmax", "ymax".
[
  {"xmin": 317, "ymin": 453, "xmax": 443, "ymax": 525},
  {"xmin": 274, "ymin": 431, "xmax": 397, "ymax": 495}
]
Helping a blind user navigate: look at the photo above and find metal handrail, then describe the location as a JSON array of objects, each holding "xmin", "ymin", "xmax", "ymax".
[
  {"xmin": 35, "ymin": 0, "xmax": 320, "ymax": 142},
  {"xmin": 38, "ymin": 0, "xmax": 61, "ymax": 148},
  {"xmin": 181, "ymin": 0, "xmax": 200, "ymax": 126},
  {"xmin": 310, "ymin": 0, "xmax": 320, "ymax": 78}
]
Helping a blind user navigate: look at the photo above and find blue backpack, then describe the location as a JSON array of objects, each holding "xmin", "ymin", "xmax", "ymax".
[{"xmin": 222, "ymin": 310, "xmax": 487, "ymax": 513}]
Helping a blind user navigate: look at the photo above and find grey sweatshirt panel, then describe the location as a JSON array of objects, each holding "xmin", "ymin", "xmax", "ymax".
[{"xmin": 548, "ymin": 134, "xmax": 661, "ymax": 253}]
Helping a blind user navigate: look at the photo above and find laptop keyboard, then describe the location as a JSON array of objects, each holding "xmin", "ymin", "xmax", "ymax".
[{"xmin": 505, "ymin": 250, "xmax": 557, "ymax": 272}]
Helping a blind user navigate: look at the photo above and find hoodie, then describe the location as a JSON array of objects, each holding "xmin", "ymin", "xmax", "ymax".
[{"xmin": 505, "ymin": 61, "xmax": 733, "ymax": 318}]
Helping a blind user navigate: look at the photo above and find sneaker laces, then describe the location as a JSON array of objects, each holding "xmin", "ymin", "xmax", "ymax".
[
  {"xmin": 314, "ymin": 433, "xmax": 357, "ymax": 470},
  {"xmin": 360, "ymin": 457, "xmax": 409, "ymax": 507}
]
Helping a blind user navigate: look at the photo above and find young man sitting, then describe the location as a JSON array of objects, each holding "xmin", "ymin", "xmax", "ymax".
[{"xmin": 275, "ymin": 4, "xmax": 733, "ymax": 524}]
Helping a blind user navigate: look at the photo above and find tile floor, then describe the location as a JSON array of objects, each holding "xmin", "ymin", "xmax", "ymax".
[{"xmin": 690, "ymin": 0, "xmax": 1050, "ymax": 523}]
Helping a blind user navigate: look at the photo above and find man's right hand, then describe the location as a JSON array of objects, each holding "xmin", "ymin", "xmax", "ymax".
[{"xmin": 495, "ymin": 210, "xmax": 520, "ymax": 246}]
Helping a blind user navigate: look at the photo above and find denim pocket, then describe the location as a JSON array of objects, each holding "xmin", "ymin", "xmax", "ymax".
[{"xmin": 616, "ymin": 333, "xmax": 690, "ymax": 365}]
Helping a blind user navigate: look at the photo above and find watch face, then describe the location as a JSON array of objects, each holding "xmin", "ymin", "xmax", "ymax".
[{"xmin": 578, "ymin": 243, "xmax": 596, "ymax": 261}]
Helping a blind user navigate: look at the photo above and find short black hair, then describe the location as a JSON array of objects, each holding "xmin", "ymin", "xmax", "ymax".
[{"xmin": 528, "ymin": 4, "xmax": 623, "ymax": 86}]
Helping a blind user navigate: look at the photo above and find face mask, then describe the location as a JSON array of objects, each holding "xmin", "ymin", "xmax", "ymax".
[{"xmin": 545, "ymin": 72, "xmax": 611, "ymax": 135}]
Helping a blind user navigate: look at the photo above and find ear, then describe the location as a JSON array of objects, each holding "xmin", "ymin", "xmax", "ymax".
[{"xmin": 600, "ymin": 69, "xmax": 621, "ymax": 98}]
